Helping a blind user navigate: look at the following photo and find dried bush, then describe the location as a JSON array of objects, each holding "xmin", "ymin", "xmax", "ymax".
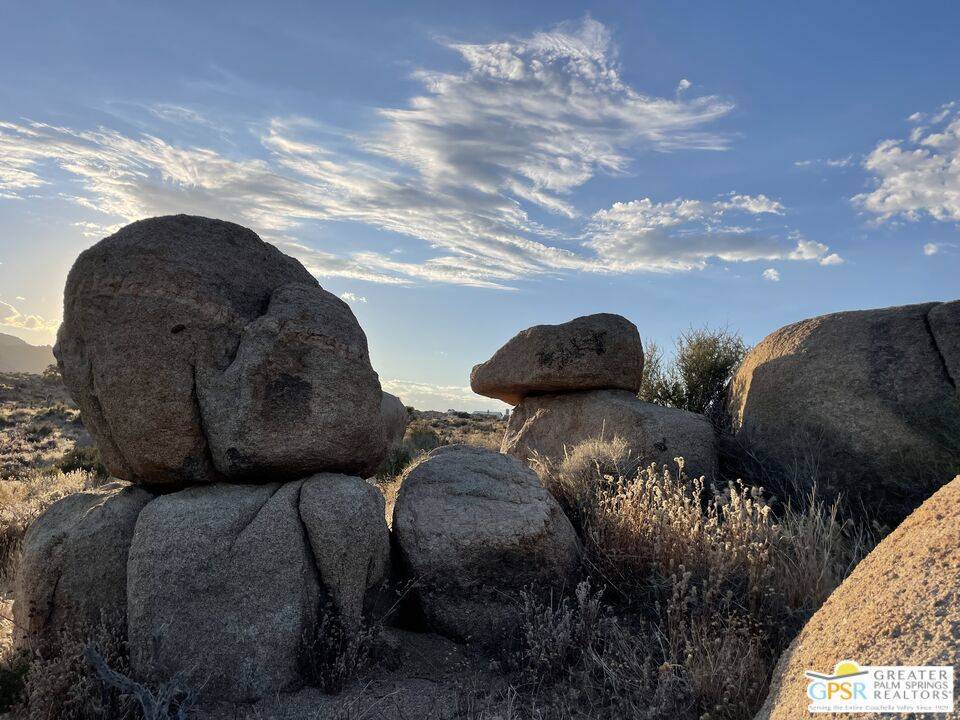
[
  {"xmin": 0, "ymin": 468, "xmax": 98, "ymax": 581},
  {"xmin": 300, "ymin": 603, "xmax": 381, "ymax": 695},
  {"xmin": 515, "ymin": 438, "xmax": 869, "ymax": 720}
]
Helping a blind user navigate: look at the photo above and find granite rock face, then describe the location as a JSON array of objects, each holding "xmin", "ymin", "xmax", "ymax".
[
  {"xmin": 13, "ymin": 482, "xmax": 153, "ymax": 647},
  {"xmin": 471, "ymin": 314, "xmax": 644, "ymax": 406},
  {"xmin": 728, "ymin": 301, "xmax": 960, "ymax": 521},
  {"xmin": 755, "ymin": 475, "xmax": 960, "ymax": 720},
  {"xmin": 392, "ymin": 445, "xmax": 581, "ymax": 641},
  {"xmin": 55, "ymin": 215, "xmax": 386, "ymax": 487},
  {"xmin": 502, "ymin": 389, "xmax": 718, "ymax": 480}
]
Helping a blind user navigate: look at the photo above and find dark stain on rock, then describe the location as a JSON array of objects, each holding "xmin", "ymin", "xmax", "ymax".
[
  {"xmin": 536, "ymin": 331, "xmax": 608, "ymax": 371},
  {"xmin": 264, "ymin": 372, "xmax": 312, "ymax": 421}
]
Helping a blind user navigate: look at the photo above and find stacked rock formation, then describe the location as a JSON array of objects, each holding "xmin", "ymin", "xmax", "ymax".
[
  {"xmin": 14, "ymin": 215, "xmax": 585, "ymax": 705},
  {"xmin": 727, "ymin": 301, "xmax": 960, "ymax": 523},
  {"xmin": 14, "ymin": 216, "xmax": 396, "ymax": 703},
  {"xmin": 471, "ymin": 314, "xmax": 718, "ymax": 479}
]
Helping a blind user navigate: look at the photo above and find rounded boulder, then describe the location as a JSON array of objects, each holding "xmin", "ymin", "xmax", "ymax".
[{"xmin": 392, "ymin": 444, "xmax": 581, "ymax": 641}]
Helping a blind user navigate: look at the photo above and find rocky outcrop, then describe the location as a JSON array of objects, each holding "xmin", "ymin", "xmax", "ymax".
[
  {"xmin": 728, "ymin": 301, "xmax": 960, "ymax": 521},
  {"xmin": 502, "ymin": 389, "xmax": 718, "ymax": 480},
  {"xmin": 755, "ymin": 475, "xmax": 960, "ymax": 720},
  {"xmin": 127, "ymin": 476, "xmax": 390, "ymax": 703},
  {"xmin": 471, "ymin": 314, "xmax": 643, "ymax": 406},
  {"xmin": 392, "ymin": 445, "xmax": 580, "ymax": 641},
  {"xmin": 14, "ymin": 482, "xmax": 153, "ymax": 646},
  {"xmin": 54, "ymin": 215, "xmax": 386, "ymax": 487}
]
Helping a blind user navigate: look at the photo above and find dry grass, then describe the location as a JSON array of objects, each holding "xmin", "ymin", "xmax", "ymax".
[{"xmin": 514, "ymin": 437, "xmax": 870, "ymax": 719}]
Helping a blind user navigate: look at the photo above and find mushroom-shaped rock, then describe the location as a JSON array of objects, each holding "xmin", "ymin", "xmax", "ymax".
[
  {"xmin": 392, "ymin": 444, "xmax": 581, "ymax": 641},
  {"xmin": 127, "ymin": 475, "xmax": 389, "ymax": 703},
  {"xmin": 470, "ymin": 314, "xmax": 644, "ymax": 406},
  {"xmin": 14, "ymin": 482, "xmax": 153, "ymax": 647},
  {"xmin": 728, "ymin": 300, "xmax": 960, "ymax": 522},
  {"xmin": 755, "ymin": 475, "xmax": 960, "ymax": 720},
  {"xmin": 502, "ymin": 389, "xmax": 718, "ymax": 480},
  {"xmin": 54, "ymin": 215, "xmax": 386, "ymax": 487}
]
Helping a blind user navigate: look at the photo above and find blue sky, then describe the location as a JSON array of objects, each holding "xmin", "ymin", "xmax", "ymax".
[{"xmin": 1, "ymin": 2, "xmax": 957, "ymax": 410}]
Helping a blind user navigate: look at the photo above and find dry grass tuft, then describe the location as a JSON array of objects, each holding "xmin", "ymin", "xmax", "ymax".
[{"xmin": 515, "ymin": 436, "xmax": 870, "ymax": 720}]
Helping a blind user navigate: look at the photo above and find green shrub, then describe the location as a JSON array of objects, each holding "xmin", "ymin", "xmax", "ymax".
[
  {"xmin": 56, "ymin": 446, "xmax": 108, "ymax": 478},
  {"xmin": 639, "ymin": 326, "xmax": 747, "ymax": 418}
]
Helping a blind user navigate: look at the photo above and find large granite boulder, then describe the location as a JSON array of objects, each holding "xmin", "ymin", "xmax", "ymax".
[
  {"xmin": 127, "ymin": 476, "xmax": 389, "ymax": 703},
  {"xmin": 755, "ymin": 475, "xmax": 960, "ymax": 719},
  {"xmin": 392, "ymin": 445, "xmax": 580, "ymax": 641},
  {"xmin": 502, "ymin": 389, "xmax": 718, "ymax": 480},
  {"xmin": 728, "ymin": 301, "xmax": 960, "ymax": 521},
  {"xmin": 471, "ymin": 314, "xmax": 644, "ymax": 406},
  {"xmin": 54, "ymin": 215, "xmax": 386, "ymax": 487},
  {"xmin": 199, "ymin": 283, "xmax": 385, "ymax": 479},
  {"xmin": 14, "ymin": 482, "xmax": 153, "ymax": 647}
]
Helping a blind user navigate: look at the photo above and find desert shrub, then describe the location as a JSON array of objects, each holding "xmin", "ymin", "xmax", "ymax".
[
  {"xmin": 56, "ymin": 446, "xmax": 108, "ymax": 478},
  {"xmin": 517, "ymin": 437, "xmax": 868, "ymax": 720},
  {"xmin": 0, "ymin": 469, "xmax": 97, "ymax": 581},
  {"xmin": 300, "ymin": 603, "xmax": 380, "ymax": 695},
  {"xmin": 25, "ymin": 422, "xmax": 56, "ymax": 441},
  {"xmin": 377, "ymin": 445, "xmax": 413, "ymax": 478},
  {"xmin": 17, "ymin": 619, "xmax": 137, "ymax": 720},
  {"xmin": 404, "ymin": 421, "xmax": 444, "ymax": 455},
  {"xmin": 639, "ymin": 326, "xmax": 747, "ymax": 419},
  {"xmin": 41, "ymin": 365, "xmax": 62, "ymax": 384}
]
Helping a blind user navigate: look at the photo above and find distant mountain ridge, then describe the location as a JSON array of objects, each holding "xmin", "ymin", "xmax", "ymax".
[{"xmin": 0, "ymin": 332, "xmax": 56, "ymax": 373}]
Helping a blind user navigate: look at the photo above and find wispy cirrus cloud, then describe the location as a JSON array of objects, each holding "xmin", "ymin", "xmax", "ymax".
[
  {"xmin": 0, "ymin": 18, "xmax": 839, "ymax": 288},
  {"xmin": 854, "ymin": 101, "xmax": 960, "ymax": 224}
]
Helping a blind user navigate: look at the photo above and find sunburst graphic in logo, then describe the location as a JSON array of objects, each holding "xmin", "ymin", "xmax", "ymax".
[{"xmin": 805, "ymin": 660, "xmax": 869, "ymax": 681}]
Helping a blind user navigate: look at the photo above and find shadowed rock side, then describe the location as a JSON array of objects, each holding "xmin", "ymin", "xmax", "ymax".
[
  {"xmin": 755, "ymin": 475, "xmax": 960, "ymax": 720},
  {"xmin": 727, "ymin": 301, "xmax": 960, "ymax": 522},
  {"xmin": 127, "ymin": 476, "xmax": 390, "ymax": 703},
  {"xmin": 471, "ymin": 313, "xmax": 644, "ymax": 406},
  {"xmin": 503, "ymin": 389, "xmax": 718, "ymax": 480},
  {"xmin": 392, "ymin": 445, "xmax": 581, "ymax": 642},
  {"xmin": 13, "ymin": 482, "xmax": 153, "ymax": 647},
  {"xmin": 54, "ymin": 215, "xmax": 386, "ymax": 487},
  {"xmin": 380, "ymin": 391, "xmax": 410, "ymax": 450}
]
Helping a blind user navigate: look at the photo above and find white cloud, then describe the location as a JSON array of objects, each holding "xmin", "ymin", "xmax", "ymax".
[
  {"xmin": 818, "ymin": 252, "xmax": 844, "ymax": 266},
  {"xmin": 676, "ymin": 78, "xmax": 692, "ymax": 94},
  {"xmin": 908, "ymin": 112, "xmax": 924, "ymax": 123},
  {"xmin": 924, "ymin": 242, "xmax": 939, "ymax": 256},
  {"xmin": 380, "ymin": 377, "xmax": 508, "ymax": 412},
  {"xmin": 0, "ymin": 19, "xmax": 839, "ymax": 287},
  {"xmin": 585, "ymin": 194, "xmax": 838, "ymax": 271},
  {"xmin": 794, "ymin": 155, "xmax": 853, "ymax": 169},
  {"xmin": 854, "ymin": 101, "xmax": 960, "ymax": 223},
  {"xmin": 0, "ymin": 300, "xmax": 59, "ymax": 333},
  {"xmin": 762, "ymin": 268, "xmax": 780, "ymax": 282},
  {"xmin": 338, "ymin": 291, "xmax": 367, "ymax": 303}
]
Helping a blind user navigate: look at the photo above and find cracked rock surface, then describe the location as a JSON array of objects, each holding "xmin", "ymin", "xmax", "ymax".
[
  {"xmin": 54, "ymin": 215, "xmax": 386, "ymax": 487},
  {"xmin": 127, "ymin": 475, "xmax": 390, "ymax": 703},
  {"xmin": 470, "ymin": 313, "xmax": 644, "ymax": 406},
  {"xmin": 392, "ymin": 444, "xmax": 580, "ymax": 641},
  {"xmin": 727, "ymin": 301, "xmax": 960, "ymax": 522}
]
